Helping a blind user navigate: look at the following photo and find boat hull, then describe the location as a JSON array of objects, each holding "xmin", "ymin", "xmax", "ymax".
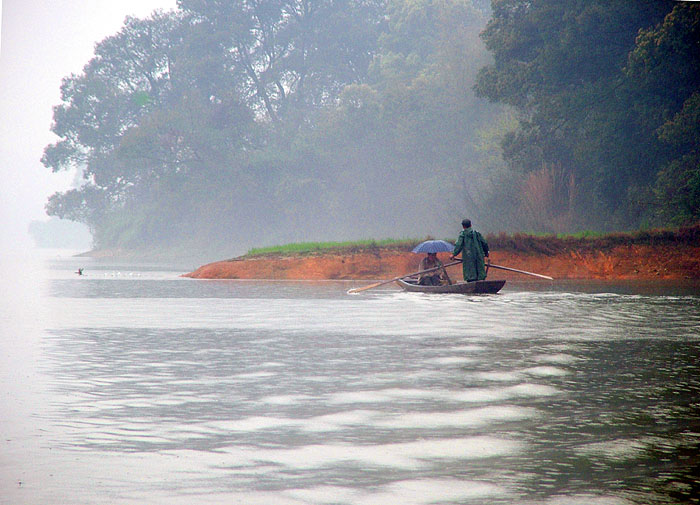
[{"xmin": 396, "ymin": 279, "xmax": 505, "ymax": 294}]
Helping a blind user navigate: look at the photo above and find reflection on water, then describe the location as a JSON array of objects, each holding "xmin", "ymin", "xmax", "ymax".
[{"xmin": 1, "ymin": 254, "xmax": 699, "ymax": 504}]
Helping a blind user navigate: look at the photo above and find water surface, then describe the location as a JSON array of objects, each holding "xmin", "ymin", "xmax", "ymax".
[{"xmin": 1, "ymin": 251, "xmax": 699, "ymax": 504}]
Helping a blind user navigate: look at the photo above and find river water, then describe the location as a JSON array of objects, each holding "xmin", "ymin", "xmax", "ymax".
[{"xmin": 1, "ymin": 250, "xmax": 699, "ymax": 504}]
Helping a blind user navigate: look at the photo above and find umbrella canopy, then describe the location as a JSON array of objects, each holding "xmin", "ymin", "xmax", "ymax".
[{"xmin": 412, "ymin": 239, "xmax": 454, "ymax": 254}]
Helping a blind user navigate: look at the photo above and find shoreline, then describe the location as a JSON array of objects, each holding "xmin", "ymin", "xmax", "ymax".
[{"xmin": 183, "ymin": 243, "xmax": 700, "ymax": 281}]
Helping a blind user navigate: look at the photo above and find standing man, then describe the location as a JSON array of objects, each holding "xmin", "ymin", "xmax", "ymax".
[{"xmin": 450, "ymin": 219, "xmax": 489, "ymax": 282}]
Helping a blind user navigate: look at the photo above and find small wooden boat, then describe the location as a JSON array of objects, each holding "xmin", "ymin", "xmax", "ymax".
[{"xmin": 396, "ymin": 278, "xmax": 506, "ymax": 294}]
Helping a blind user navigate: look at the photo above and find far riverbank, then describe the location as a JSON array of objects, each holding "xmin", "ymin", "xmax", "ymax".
[{"xmin": 184, "ymin": 226, "xmax": 700, "ymax": 281}]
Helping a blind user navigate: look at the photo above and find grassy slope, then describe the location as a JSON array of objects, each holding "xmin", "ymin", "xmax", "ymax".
[{"xmin": 242, "ymin": 224, "xmax": 700, "ymax": 258}]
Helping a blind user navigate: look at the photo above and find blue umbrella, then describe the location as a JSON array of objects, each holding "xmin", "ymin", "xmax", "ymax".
[{"xmin": 412, "ymin": 239, "xmax": 454, "ymax": 253}]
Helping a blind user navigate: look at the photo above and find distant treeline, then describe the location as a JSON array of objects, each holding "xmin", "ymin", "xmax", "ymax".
[{"xmin": 43, "ymin": 0, "xmax": 700, "ymax": 256}]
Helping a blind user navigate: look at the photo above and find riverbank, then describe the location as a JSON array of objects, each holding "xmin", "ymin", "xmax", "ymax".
[{"xmin": 184, "ymin": 226, "xmax": 700, "ymax": 281}]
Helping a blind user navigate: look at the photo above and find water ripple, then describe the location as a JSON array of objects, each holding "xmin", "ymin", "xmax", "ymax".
[{"xmin": 8, "ymin": 278, "xmax": 698, "ymax": 504}]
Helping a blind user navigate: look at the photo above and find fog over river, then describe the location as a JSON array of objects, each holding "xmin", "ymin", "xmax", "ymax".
[{"xmin": 1, "ymin": 250, "xmax": 699, "ymax": 504}]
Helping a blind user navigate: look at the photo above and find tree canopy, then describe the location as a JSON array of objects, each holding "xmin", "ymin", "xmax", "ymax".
[
  {"xmin": 43, "ymin": 0, "xmax": 699, "ymax": 255},
  {"xmin": 475, "ymin": 0, "xmax": 700, "ymax": 230}
]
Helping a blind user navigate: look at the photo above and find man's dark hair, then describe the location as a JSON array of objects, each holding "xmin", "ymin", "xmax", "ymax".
[{"xmin": 461, "ymin": 219, "xmax": 471, "ymax": 228}]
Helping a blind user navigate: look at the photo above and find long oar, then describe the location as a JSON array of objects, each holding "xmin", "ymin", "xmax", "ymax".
[
  {"xmin": 348, "ymin": 260, "xmax": 463, "ymax": 294},
  {"xmin": 488, "ymin": 263, "xmax": 553, "ymax": 280}
]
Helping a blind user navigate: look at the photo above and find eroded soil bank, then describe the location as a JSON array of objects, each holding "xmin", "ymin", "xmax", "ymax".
[{"xmin": 184, "ymin": 243, "xmax": 700, "ymax": 281}]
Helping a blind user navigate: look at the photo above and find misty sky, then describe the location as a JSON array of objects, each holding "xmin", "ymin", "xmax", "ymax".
[{"xmin": 0, "ymin": 0, "xmax": 176, "ymax": 251}]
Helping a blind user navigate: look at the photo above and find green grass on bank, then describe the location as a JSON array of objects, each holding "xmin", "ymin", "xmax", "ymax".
[
  {"xmin": 244, "ymin": 238, "xmax": 421, "ymax": 257},
  {"xmin": 241, "ymin": 224, "xmax": 700, "ymax": 258}
]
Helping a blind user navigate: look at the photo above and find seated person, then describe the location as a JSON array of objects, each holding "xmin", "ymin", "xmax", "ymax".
[{"xmin": 418, "ymin": 252, "xmax": 447, "ymax": 285}]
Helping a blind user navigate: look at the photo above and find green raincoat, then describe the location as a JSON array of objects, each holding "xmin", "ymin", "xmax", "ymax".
[{"xmin": 452, "ymin": 227, "xmax": 489, "ymax": 281}]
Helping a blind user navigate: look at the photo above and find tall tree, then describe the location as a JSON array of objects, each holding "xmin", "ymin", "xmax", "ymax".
[
  {"xmin": 626, "ymin": 4, "xmax": 700, "ymax": 224},
  {"xmin": 474, "ymin": 0, "xmax": 677, "ymax": 229},
  {"xmin": 42, "ymin": 10, "xmax": 259, "ymax": 247},
  {"xmin": 302, "ymin": 0, "xmax": 500, "ymax": 237},
  {"xmin": 42, "ymin": 11, "xmax": 185, "ymax": 208},
  {"xmin": 177, "ymin": 0, "xmax": 386, "ymax": 123}
]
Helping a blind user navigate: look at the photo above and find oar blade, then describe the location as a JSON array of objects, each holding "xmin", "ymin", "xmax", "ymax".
[
  {"xmin": 489, "ymin": 263, "xmax": 553, "ymax": 280},
  {"xmin": 347, "ymin": 281, "xmax": 385, "ymax": 294}
]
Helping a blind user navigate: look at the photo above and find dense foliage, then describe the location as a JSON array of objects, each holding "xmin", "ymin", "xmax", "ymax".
[
  {"xmin": 43, "ymin": 0, "xmax": 699, "ymax": 254},
  {"xmin": 475, "ymin": 0, "xmax": 700, "ymax": 230}
]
